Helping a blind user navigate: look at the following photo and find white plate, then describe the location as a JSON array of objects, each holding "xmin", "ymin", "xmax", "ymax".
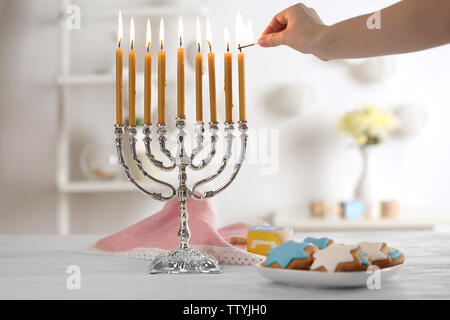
[{"xmin": 255, "ymin": 263, "xmax": 404, "ymax": 288}]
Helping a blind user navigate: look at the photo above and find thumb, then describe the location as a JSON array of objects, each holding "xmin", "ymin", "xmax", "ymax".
[{"xmin": 258, "ymin": 32, "xmax": 285, "ymax": 47}]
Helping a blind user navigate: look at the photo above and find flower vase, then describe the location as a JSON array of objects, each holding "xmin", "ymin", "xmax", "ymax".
[{"xmin": 354, "ymin": 146, "xmax": 378, "ymax": 220}]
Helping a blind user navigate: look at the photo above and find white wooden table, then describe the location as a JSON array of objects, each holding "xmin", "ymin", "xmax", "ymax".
[{"xmin": 1, "ymin": 231, "xmax": 449, "ymax": 300}]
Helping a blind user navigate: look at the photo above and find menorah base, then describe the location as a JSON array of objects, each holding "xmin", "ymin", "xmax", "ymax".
[{"xmin": 148, "ymin": 247, "xmax": 223, "ymax": 274}]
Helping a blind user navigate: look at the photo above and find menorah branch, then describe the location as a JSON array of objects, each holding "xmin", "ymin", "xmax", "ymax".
[
  {"xmin": 191, "ymin": 121, "xmax": 248, "ymax": 200},
  {"xmin": 143, "ymin": 124, "xmax": 176, "ymax": 172},
  {"xmin": 127, "ymin": 126, "xmax": 177, "ymax": 201},
  {"xmin": 157, "ymin": 124, "xmax": 177, "ymax": 170},
  {"xmin": 115, "ymin": 125, "xmax": 175, "ymax": 202},
  {"xmin": 190, "ymin": 122, "xmax": 219, "ymax": 171}
]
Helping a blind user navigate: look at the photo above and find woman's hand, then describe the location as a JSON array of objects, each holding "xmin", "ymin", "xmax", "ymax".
[
  {"xmin": 258, "ymin": 1, "xmax": 450, "ymax": 60},
  {"xmin": 258, "ymin": 3, "xmax": 329, "ymax": 60}
]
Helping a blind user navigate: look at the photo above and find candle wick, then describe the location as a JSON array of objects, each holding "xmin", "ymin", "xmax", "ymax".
[
  {"xmin": 198, "ymin": 43, "xmax": 201, "ymax": 53},
  {"xmin": 180, "ymin": 37, "xmax": 182, "ymax": 48},
  {"xmin": 207, "ymin": 41, "xmax": 212, "ymax": 52}
]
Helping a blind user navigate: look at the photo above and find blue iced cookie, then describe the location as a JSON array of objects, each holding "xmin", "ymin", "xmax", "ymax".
[
  {"xmin": 360, "ymin": 250, "xmax": 370, "ymax": 266},
  {"xmin": 304, "ymin": 237, "xmax": 334, "ymax": 250},
  {"xmin": 264, "ymin": 240, "xmax": 318, "ymax": 269},
  {"xmin": 385, "ymin": 247, "xmax": 405, "ymax": 268}
]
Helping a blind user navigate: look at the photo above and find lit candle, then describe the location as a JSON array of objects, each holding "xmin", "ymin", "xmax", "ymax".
[
  {"xmin": 236, "ymin": 12, "xmax": 246, "ymax": 122},
  {"xmin": 158, "ymin": 18, "xmax": 166, "ymax": 124},
  {"xmin": 206, "ymin": 18, "xmax": 217, "ymax": 123},
  {"xmin": 224, "ymin": 26, "xmax": 233, "ymax": 123},
  {"xmin": 129, "ymin": 17, "xmax": 136, "ymax": 127},
  {"xmin": 195, "ymin": 17, "xmax": 203, "ymax": 122},
  {"xmin": 116, "ymin": 11, "xmax": 124, "ymax": 125},
  {"xmin": 237, "ymin": 48, "xmax": 246, "ymax": 122},
  {"xmin": 177, "ymin": 17, "xmax": 185, "ymax": 119},
  {"xmin": 144, "ymin": 18, "xmax": 152, "ymax": 125}
]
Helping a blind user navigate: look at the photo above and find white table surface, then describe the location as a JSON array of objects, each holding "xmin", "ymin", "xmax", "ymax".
[{"xmin": 1, "ymin": 231, "xmax": 450, "ymax": 300}]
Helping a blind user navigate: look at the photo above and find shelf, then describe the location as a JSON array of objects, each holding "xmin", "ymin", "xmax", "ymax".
[
  {"xmin": 58, "ymin": 181, "xmax": 167, "ymax": 194},
  {"xmin": 274, "ymin": 214, "xmax": 436, "ymax": 232},
  {"xmin": 56, "ymin": 74, "xmax": 115, "ymax": 86}
]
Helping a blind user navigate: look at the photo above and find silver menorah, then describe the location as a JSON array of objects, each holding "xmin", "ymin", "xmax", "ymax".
[{"xmin": 114, "ymin": 118, "xmax": 248, "ymax": 274}]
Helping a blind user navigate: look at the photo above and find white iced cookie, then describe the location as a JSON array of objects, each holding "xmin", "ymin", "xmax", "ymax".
[
  {"xmin": 310, "ymin": 243, "xmax": 368, "ymax": 272},
  {"xmin": 357, "ymin": 241, "xmax": 391, "ymax": 267}
]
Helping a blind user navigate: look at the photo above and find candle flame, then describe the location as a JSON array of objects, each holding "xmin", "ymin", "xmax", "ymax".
[
  {"xmin": 224, "ymin": 26, "xmax": 230, "ymax": 51},
  {"xmin": 246, "ymin": 20, "xmax": 254, "ymax": 44},
  {"xmin": 130, "ymin": 17, "xmax": 135, "ymax": 49},
  {"xmin": 117, "ymin": 10, "xmax": 123, "ymax": 47},
  {"xmin": 178, "ymin": 16, "xmax": 183, "ymax": 47},
  {"xmin": 160, "ymin": 18, "xmax": 164, "ymax": 50},
  {"xmin": 196, "ymin": 17, "xmax": 202, "ymax": 52},
  {"xmin": 235, "ymin": 11, "xmax": 245, "ymax": 48},
  {"xmin": 146, "ymin": 18, "xmax": 151, "ymax": 51},
  {"xmin": 206, "ymin": 17, "xmax": 213, "ymax": 51}
]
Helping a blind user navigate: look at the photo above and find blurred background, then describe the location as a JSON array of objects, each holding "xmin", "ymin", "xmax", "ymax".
[{"xmin": 1, "ymin": 0, "xmax": 449, "ymax": 235}]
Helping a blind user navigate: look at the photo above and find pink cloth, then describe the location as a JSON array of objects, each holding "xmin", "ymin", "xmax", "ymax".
[{"xmin": 94, "ymin": 198, "xmax": 250, "ymax": 254}]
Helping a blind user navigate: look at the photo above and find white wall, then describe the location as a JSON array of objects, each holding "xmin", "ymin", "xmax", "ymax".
[
  {"xmin": 0, "ymin": 0, "xmax": 59, "ymax": 233},
  {"xmin": 1, "ymin": 0, "xmax": 449, "ymax": 234}
]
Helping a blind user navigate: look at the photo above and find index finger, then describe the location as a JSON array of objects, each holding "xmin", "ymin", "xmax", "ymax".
[{"xmin": 261, "ymin": 9, "xmax": 288, "ymax": 36}]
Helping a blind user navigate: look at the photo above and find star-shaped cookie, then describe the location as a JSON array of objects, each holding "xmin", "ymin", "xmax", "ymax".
[{"xmin": 265, "ymin": 241, "xmax": 315, "ymax": 269}]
